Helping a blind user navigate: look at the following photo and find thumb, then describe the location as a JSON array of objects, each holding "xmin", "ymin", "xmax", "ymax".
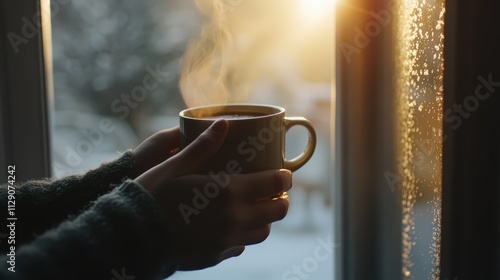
[{"xmin": 163, "ymin": 119, "xmax": 229, "ymax": 177}]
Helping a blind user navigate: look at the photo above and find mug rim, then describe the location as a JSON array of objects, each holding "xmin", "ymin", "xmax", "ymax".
[{"xmin": 179, "ymin": 103, "xmax": 285, "ymax": 121}]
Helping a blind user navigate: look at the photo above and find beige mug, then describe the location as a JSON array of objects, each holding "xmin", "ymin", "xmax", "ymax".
[{"xmin": 179, "ymin": 104, "xmax": 317, "ymax": 174}]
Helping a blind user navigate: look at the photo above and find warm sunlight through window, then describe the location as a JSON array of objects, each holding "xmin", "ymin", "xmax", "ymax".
[
  {"xmin": 395, "ymin": 0, "xmax": 445, "ymax": 279},
  {"xmin": 299, "ymin": 0, "xmax": 332, "ymax": 22}
]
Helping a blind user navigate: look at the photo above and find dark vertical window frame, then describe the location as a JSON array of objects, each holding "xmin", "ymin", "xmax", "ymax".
[
  {"xmin": 336, "ymin": 0, "xmax": 401, "ymax": 279},
  {"xmin": 0, "ymin": 0, "xmax": 52, "ymax": 182},
  {"xmin": 441, "ymin": 0, "xmax": 500, "ymax": 279}
]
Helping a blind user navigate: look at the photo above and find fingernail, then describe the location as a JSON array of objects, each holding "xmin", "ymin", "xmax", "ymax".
[
  {"xmin": 279, "ymin": 169, "xmax": 293, "ymax": 190},
  {"xmin": 211, "ymin": 119, "xmax": 228, "ymax": 132}
]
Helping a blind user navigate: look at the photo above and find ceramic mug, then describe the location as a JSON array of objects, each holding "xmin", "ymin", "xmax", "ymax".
[{"xmin": 179, "ymin": 104, "xmax": 317, "ymax": 174}]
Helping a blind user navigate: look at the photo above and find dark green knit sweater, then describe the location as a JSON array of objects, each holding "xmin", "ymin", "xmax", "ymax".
[{"xmin": 0, "ymin": 152, "xmax": 177, "ymax": 279}]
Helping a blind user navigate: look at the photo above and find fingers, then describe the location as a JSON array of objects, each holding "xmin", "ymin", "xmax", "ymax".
[
  {"xmin": 131, "ymin": 127, "xmax": 182, "ymax": 177},
  {"xmin": 178, "ymin": 246, "xmax": 246, "ymax": 271},
  {"xmin": 155, "ymin": 127, "xmax": 181, "ymax": 152},
  {"xmin": 236, "ymin": 197, "xmax": 290, "ymax": 230},
  {"xmin": 181, "ymin": 119, "xmax": 228, "ymax": 161},
  {"xmin": 232, "ymin": 224, "xmax": 272, "ymax": 246},
  {"xmin": 161, "ymin": 119, "xmax": 229, "ymax": 177},
  {"xmin": 219, "ymin": 246, "xmax": 245, "ymax": 260},
  {"xmin": 233, "ymin": 169, "xmax": 292, "ymax": 201},
  {"xmin": 221, "ymin": 171, "xmax": 291, "ymax": 247}
]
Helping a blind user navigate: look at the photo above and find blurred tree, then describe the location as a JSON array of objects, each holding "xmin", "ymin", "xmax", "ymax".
[{"xmin": 51, "ymin": 0, "xmax": 202, "ymax": 131}]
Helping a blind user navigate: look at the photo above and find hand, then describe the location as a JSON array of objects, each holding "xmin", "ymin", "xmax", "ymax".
[
  {"xmin": 135, "ymin": 120, "xmax": 293, "ymax": 270},
  {"xmin": 131, "ymin": 127, "xmax": 180, "ymax": 177}
]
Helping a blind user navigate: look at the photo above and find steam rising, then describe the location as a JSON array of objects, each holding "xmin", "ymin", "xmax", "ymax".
[
  {"xmin": 180, "ymin": 0, "xmax": 240, "ymax": 109},
  {"xmin": 179, "ymin": 0, "xmax": 317, "ymax": 116}
]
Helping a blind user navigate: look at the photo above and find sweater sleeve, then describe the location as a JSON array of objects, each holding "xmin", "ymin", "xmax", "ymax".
[
  {"xmin": 0, "ymin": 151, "xmax": 136, "ymax": 247},
  {"xmin": 0, "ymin": 181, "xmax": 178, "ymax": 280}
]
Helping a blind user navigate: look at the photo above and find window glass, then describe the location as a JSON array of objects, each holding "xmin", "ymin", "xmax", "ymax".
[{"xmin": 394, "ymin": 0, "xmax": 445, "ymax": 278}]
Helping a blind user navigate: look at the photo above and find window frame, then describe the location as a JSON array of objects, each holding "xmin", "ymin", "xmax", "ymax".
[
  {"xmin": 335, "ymin": 0, "xmax": 401, "ymax": 279},
  {"xmin": 0, "ymin": 0, "xmax": 52, "ymax": 182},
  {"xmin": 441, "ymin": 0, "xmax": 500, "ymax": 279},
  {"xmin": 337, "ymin": 0, "xmax": 500, "ymax": 279}
]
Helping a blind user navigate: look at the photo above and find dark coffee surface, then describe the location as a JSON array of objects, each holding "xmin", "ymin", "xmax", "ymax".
[{"xmin": 202, "ymin": 114, "xmax": 262, "ymax": 120}]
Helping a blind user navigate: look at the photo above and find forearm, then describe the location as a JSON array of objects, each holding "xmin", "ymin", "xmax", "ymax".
[
  {"xmin": 0, "ymin": 181, "xmax": 178, "ymax": 280},
  {"xmin": 0, "ymin": 151, "xmax": 136, "ymax": 246}
]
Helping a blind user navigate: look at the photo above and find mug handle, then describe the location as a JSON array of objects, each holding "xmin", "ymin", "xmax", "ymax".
[{"xmin": 284, "ymin": 117, "xmax": 317, "ymax": 172}]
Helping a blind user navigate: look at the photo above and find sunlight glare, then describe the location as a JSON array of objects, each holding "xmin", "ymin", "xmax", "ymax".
[{"xmin": 299, "ymin": 0, "xmax": 331, "ymax": 22}]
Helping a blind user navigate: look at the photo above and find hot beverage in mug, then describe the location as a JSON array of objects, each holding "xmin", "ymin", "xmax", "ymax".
[{"xmin": 179, "ymin": 104, "xmax": 317, "ymax": 174}]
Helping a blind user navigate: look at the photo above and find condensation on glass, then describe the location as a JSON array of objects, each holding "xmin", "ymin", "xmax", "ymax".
[{"xmin": 394, "ymin": 0, "xmax": 445, "ymax": 279}]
